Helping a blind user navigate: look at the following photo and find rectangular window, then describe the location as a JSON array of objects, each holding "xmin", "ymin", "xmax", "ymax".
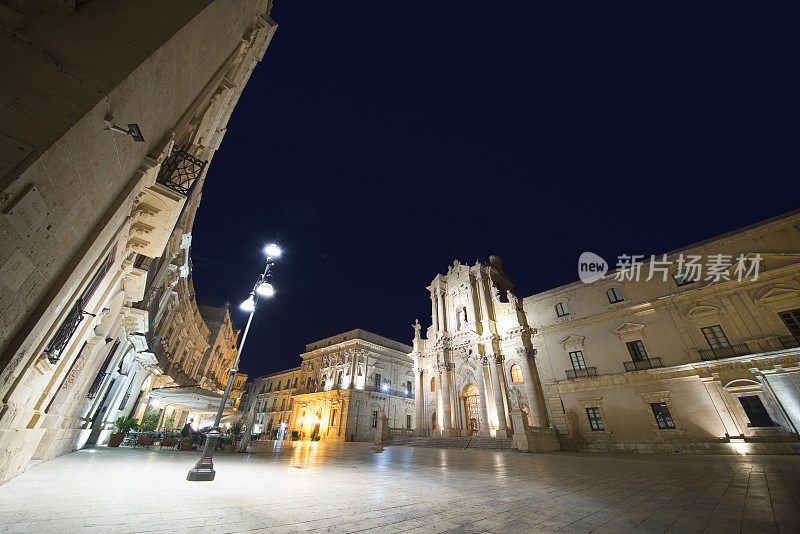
[
  {"xmin": 738, "ymin": 395, "xmax": 775, "ymax": 427},
  {"xmin": 371, "ymin": 410, "xmax": 378, "ymax": 428},
  {"xmin": 672, "ymin": 270, "xmax": 694, "ymax": 287},
  {"xmin": 375, "ymin": 373, "xmax": 382, "ymax": 391},
  {"xmin": 555, "ymin": 302, "xmax": 570, "ymax": 317},
  {"xmin": 280, "ymin": 398, "xmax": 285, "ymax": 411},
  {"xmin": 406, "ymin": 380, "xmax": 412, "ymax": 395},
  {"xmin": 586, "ymin": 407, "xmax": 605, "ymax": 431},
  {"xmin": 276, "ymin": 381, "xmax": 281, "ymax": 390},
  {"xmin": 330, "ymin": 409, "xmax": 336, "ymax": 426},
  {"xmin": 779, "ymin": 309, "xmax": 800, "ymax": 339},
  {"xmin": 702, "ymin": 325, "xmax": 731, "ymax": 349},
  {"xmin": 569, "ymin": 350, "xmax": 587, "ymax": 371},
  {"xmin": 406, "ymin": 414, "xmax": 412, "ymax": 428},
  {"xmin": 626, "ymin": 340, "xmax": 648, "ymax": 361},
  {"xmin": 607, "ymin": 287, "xmax": 624, "ymax": 304},
  {"xmin": 650, "ymin": 402, "xmax": 676, "ymax": 429}
]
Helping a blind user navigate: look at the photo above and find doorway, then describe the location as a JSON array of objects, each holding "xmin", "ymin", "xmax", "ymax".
[{"xmin": 463, "ymin": 384, "xmax": 480, "ymax": 436}]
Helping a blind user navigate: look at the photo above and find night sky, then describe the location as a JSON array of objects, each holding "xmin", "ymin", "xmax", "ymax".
[{"xmin": 191, "ymin": 2, "xmax": 800, "ymax": 379}]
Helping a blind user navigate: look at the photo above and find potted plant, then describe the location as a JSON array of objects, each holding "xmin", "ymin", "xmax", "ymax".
[
  {"xmin": 160, "ymin": 431, "xmax": 179, "ymax": 449},
  {"xmin": 227, "ymin": 421, "xmax": 244, "ymax": 452},
  {"xmin": 108, "ymin": 416, "xmax": 138, "ymax": 447},
  {"xmin": 179, "ymin": 436, "xmax": 194, "ymax": 451}
]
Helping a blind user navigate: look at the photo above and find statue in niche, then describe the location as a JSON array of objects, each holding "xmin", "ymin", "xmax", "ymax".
[
  {"xmin": 461, "ymin": 306, "xmax": 468, "ymax": 327},
  {"xmin": 412, "ymin": 319, "xmax": 421, "ymax": 339}
]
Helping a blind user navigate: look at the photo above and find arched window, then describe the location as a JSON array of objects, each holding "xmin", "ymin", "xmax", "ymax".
[
  {"xmin": 510, "ymin": 364, "xmax": 523, "ymax": 383},
  {"xmin": 430, "ymin": 377, "xmax": 436, "ymax": 392},
  {"xmin": 606, "ymin": 287, "xmax": 624, "ymax": 304}
]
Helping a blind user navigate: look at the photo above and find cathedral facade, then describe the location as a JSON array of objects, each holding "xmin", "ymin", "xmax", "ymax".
[{"xmin": 412, "ymin": 210, "xmax": 800, "ymax": 454}]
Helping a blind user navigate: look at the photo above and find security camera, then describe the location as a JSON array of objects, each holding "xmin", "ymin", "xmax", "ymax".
[{"xmin": 104, "ymin": 116, "xmax": 145, "ymax": 143}]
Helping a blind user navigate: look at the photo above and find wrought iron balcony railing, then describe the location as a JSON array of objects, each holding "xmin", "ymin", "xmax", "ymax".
[
  {"xmin": 623, "ymin": 357, "xmax": 663, "ymax": 371},
  {"xmin": 372, "ymin": 384, "xmax": 414, "ymax": 398},
  {"xmin": 86, "ymin": 370, "xmax": 107, "ymax": 400},
  {"xmin": 155, "ymin": 147, "xmax": 206, "ymax": 196},
  {"xmin": 43, "ymin": 298, "xmax": 87, "ymax": 364},
  {"xmin": 778, "ymin": 335, "xmax": 800, "ymax": 349},
  {"xmin": 566, "ymin": 367, "xmax": 598, "ymax": 380},
  {"xmin": 698, "ymin": 343, "xmax": 753, "ymax": 361}
]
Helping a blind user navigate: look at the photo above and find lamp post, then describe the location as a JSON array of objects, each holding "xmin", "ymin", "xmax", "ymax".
[{"xmin": 187, "ymin": 243, "xmax": 281, "ymax": 481}]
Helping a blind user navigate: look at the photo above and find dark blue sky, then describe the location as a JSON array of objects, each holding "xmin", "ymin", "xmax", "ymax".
[{"xmin": 191, "ymin": 2, "xmax": 800, "ymax": 378}]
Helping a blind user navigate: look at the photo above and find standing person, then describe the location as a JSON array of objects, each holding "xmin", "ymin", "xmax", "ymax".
[{"xmin": 181, "ymin": 419, "xmax": 193, "ymax": 438}]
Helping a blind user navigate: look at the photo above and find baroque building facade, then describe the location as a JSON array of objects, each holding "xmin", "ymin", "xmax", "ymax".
[
  {"xmin": 412, "ymin": 210, "xmax": 800, "ymax": 454},
  {"xmin": 0, "ymin": 0, "xmax": 276, "ymax": 483},
  {"xmin": 242, "ymin": 330, "xmax": 414, "ymax": 444}
]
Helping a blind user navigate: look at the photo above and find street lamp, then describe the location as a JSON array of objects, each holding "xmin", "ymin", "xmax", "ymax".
[{"xmin": 187, "ymin": 243, "xmax": 281, "ymax": 481}]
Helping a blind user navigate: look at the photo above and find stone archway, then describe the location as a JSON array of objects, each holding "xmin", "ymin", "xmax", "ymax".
[{"xmin": 463, "ymin": 384, "xmax": 480, "ymax": 436}]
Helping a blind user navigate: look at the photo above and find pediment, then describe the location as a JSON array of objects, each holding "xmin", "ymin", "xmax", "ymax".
[
  {"xmin": 686, "ymin": 303, "xmax": 724, "ymax": 317},
  {"xmin": 559, "ymin": 335, "xmax": 585, "ymax": 350},
  {"xmin": 753, "ymin": 284, "xmax": 799, "ymax": 303},
  {"xmin": 613, "ymin": 322, "xmax": 645, "ymax": 336}
]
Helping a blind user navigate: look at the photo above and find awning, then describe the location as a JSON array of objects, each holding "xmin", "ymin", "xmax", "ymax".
[{"xmin": 148, "ymin": 385, "xmax": 234, "ymax": 414}]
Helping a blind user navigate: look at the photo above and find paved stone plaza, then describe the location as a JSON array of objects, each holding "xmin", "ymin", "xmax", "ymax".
[{"xmin": 0, "ymin": 443, "xmax": 798, "ymax": 533}]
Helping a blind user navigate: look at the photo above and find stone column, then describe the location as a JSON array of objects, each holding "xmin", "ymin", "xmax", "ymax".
[
  {"xmin": 437, "ymin": 290, "xmax": 446, "ymax": 333},
  {"xmin": 440, "ymin": 363, "xmax": 452, "ymax": 433},
  {"xmin": 702, "ymin": 378, "xmax": 743, "ymax": 437},
  {"xmin": 477, "ymin": 359, "xmax": 491, "ymax": 437},
  {"xmin": 489, "ymin": 353, "xmax": 510, "ymax": 437},
  {"xmin": 517, "ymin": 348, "xmax": 547, "ymax": 427},
  {"xmin": 415, "ymin": 369, "xmax": 425, "ymax": 433},
  {"xmin": 476, "ymin": 274, "xmax": 491, "ymax": 330},
  {"xmin": 430, "ymin": 292, "xmax": 438, "ymax": 335}
]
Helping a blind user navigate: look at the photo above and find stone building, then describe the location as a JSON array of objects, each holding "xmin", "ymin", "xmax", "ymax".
[
  {"xmin": 0, "ymin": 0, "xmax": 277, "ymax": 483},
  {"xmin": 412, "ymin": 210, "xmax": 800, "ymax": 454},
  {"xmin": 243, "ymin": 330, "xmax": 414, "ymax": 443}
]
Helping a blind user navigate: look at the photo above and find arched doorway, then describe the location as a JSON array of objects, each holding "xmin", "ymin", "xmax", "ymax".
[
  {"xmin": 431, "ymin": 411, "xmax": 437, "ymax": 430},
  {"xmin": 463, "ymin": 384, "xmax": 480, "ymax": 436}
]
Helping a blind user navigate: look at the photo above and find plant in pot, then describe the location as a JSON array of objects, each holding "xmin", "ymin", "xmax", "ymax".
[
  {"xmin": 227, "ymin": 421, "xmax": 245, "ymax": 452},
  {"xmin": 108, "ymin": 416, "xmax": 138, "ymax": 447},
  {"xmin": 179, "ymin": 436, "xmax": 194, "ymax": 451}
]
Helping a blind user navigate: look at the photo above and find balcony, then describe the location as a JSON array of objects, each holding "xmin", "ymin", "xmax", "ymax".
[
  {"xmin": 565, "ymin": 367, "xmax": 598, "ymax": 380},
  {"xmin": 778, "ymin": 335, "xmax": 800, "ymax": 349},
  {"xmin": 86, "ymin": 370, "xmax": 107, "ymax": 400},
  {"xmin": 623, "ymin": 357, "xmax": 663, "ymax": 371},
  {"xmin": 372, "ymin": 385, "xmax": 414, "ymax": 398},
  {"xmin": 698, "ymin": 343, "xmax": 753, "ymax": 361},
  {"xmin": 155, "ymin": 147, "xmax": 206, "ymax": 196},
  {"xmin": 43, "ymin": 298, "xmax": 87, "ymax": 364}
]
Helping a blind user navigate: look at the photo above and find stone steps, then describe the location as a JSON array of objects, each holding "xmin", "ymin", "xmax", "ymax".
[{"xmin": 387, "ymin": 435, "xmax": 515, "ymax": 450}]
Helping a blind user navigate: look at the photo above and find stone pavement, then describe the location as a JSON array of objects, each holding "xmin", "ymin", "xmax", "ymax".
[{"xmin": 0, "ymin": 442, "xmax": 798, "ymax": 533}]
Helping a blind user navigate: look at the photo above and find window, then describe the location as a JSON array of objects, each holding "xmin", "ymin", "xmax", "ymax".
[
  {"xmin": 626, "ymin": 340, "xmax": 648, "ymax": 361},
  {"xmin": 406, "ymin": 414, "xmax": 412, "ymax": 429},
  {"xmin": 586, "ymin": 407, "xmax": 605, "ymax": 431},
  {"xmin": 267, "ymin": 382, "xmax": 273, "ymax": 392},
  {"xmin": 260, "ymin": 385, "xmax": 265, "ymax": 395},
  {"xmin": 280, "ymin": 398, "xmax": 285, "ymax": 411},
  {"xmin": 406, "ymin": 380, "xmax": 412, "ymax": 394},
  {"xmin": 371, "ymin": 410, "xmax": 378, "ymax": 428},
  {"xmin": 294, "ymin": 377, "xmax": 298, "ymax": 388},
  {"xmin": 607, "ymin": 287, "xmax": 624, "ymax": 304},
  {"xmin": 569, "ymin": 350, "xmax": 586, "ymax": 371},
  {"xmin": 509, "ymin": 364, "xmax": 523, "ymax": 383},
  {"xmin": 276, "ymin": 381, "xmax": 281, "ymax": 390},
  {"xmin": 330, "ymin": 409, "xmax": 336, "ymax": 426},
  {"xmin": 306, "ymin": 377, "xmax": 312, "ymax": 389},
  {"xmin": 555, "ymin": 302, "xmax": 570, "ymax": 317},
  {"xmin": 672, "ymin": 270, "xmax": 694, "ymax": 287},
  {"xmin": 285, "ymin": 380, "xmax": 290, "ymax": 390},
  {"xmin": 430, "ymin": 377, "xmax": 436, "ymax": 392},
  {"xmin": 650, "ymin": 402, "xmax": 676, "ymax": 429},
  {"xmin": 779, "ymin": 309, "xmax": 800, "ymax": 339},
  {"xmin": 739, "ymin": 395, "xmax": 775, "ymax": 427},
  {"xmin": 702, "ymin": 325, "xmax": 731, "ymax": 349},
  {"xmin": 375, "ymin": 373, "xmax": 381, "ymax": 389}
]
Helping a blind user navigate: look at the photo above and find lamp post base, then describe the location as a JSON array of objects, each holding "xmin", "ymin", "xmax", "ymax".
[{"xmin": 186, "ymin": 431, "xmax": 220, "ymax": 481}]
